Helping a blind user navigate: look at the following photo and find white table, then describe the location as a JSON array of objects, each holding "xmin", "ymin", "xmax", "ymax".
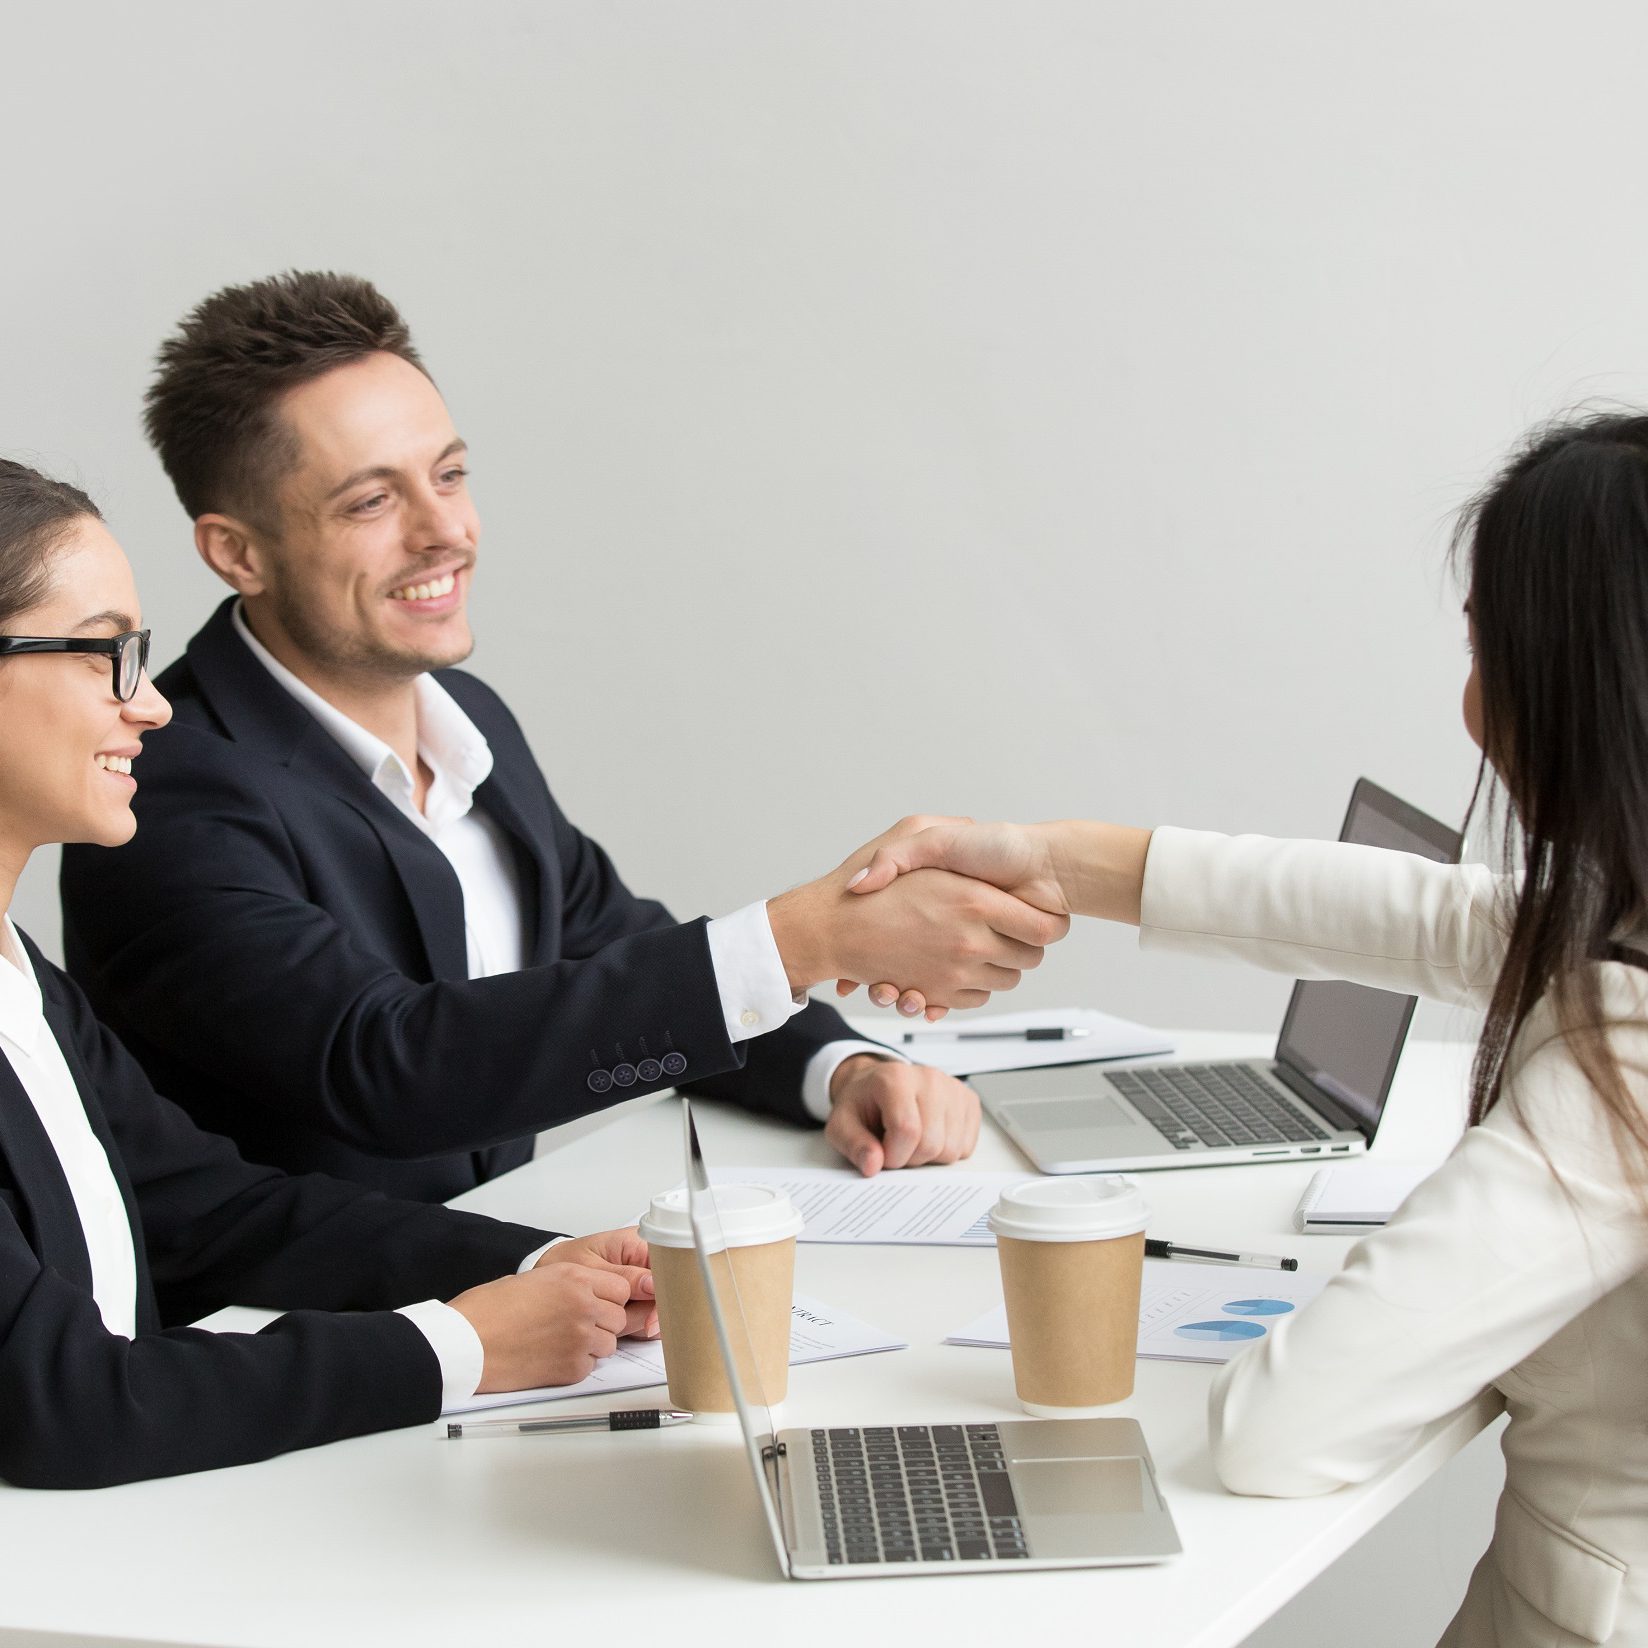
[{"xmin": 0, "ymin": 1034, "xmax": 1499, "ymax": 1648}]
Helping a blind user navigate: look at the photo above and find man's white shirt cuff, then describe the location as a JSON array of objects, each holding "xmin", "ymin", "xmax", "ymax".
[
  {"xmin": 706, "ymin": 902, "xmax": 810, "ymax": 1044},
  {"xmin": 800, "ymin": 1039, "xmax": 909, "ymax": 1123},
  {"xmin": 397, "ymin": 1299, "xmax": 487, "ymax": 1413}
]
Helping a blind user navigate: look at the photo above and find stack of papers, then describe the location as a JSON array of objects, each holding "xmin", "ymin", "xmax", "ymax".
[
  {"xmin": 856, "ymin": 1007, "xmax": 1172, "ymax": 1076},
  {"xmin": 449, "ymin": 1294, "xmax": 905, "ymax": 1416},
  {"xmin": 945, "ymin": 1259, "xmax": 1329, "ymax": 1366}
]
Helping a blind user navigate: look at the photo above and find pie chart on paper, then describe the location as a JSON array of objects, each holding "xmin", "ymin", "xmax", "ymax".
[
  {"xmin": 1222, "ymin": 1298, "xmax": 1296, "ymax": 1317},
  {"xmin": 1174, "ymin": 1319, "xmax": 1268, "ymax": 1344}
]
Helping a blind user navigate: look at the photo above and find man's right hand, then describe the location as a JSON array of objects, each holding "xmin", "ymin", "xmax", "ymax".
[
  {"xmin": 767, "ymin": 819, "xmax": 1071, "ymax": 1012},
  {"xmin": 449, "ymin": 1255, "xmax": 642, "ymax": 1393}
]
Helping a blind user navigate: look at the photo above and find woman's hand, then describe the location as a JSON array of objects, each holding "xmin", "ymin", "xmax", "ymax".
[
  {"xmin": 834, "ymin": 823, "xmax": 1068, "ymax": 1018},
  {"xmin": 836, "ymin": 819, "xmax": 1150, "ymax": 1018}
]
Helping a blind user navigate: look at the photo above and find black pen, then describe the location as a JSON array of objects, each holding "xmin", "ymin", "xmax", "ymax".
[
  {"xmin": 1146, "ymin": 1239, "xmax": 1298, "ymax": 1272},
  {"xmin": 900, "ymin": 1027, "xmax": 1092, "ymax": 1044},
  {"xmin": 446, "ymin": 1408, "xmax": 693, "ymax": 1439}
]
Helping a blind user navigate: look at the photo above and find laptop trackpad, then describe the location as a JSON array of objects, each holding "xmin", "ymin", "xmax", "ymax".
[
  {"xmin": 1014, "ymin": 1457, "xmax": 1152, "ymax": 1518},
  {"xmin": 997, "ymin": 1095, "xmax": 1160, "ymax": 1163},
  {"xmin": 1007, "ymin": 1096, "xmax": 1134, "ymax": 1132},
  {"xmin": 1013, "ymin": 1457, "xmax": 1172, "ymax": 1561}
]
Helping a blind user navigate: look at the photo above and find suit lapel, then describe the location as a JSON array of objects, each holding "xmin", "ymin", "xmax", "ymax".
[
  {"xmin": 39, "ymin": 991, "xmax": 159, "ymax": 1331},
  {"xmin": 332, "ymin": 787, "xmax": 470, "ymax": 981},
  {"xmin": 473, "ymin": 763, "xmax": 555, "ymax": 963},
  {"xmin": 184, "ymin": 599, "xmax": 471, "ymax": 983},
  {"xmin": 0, "ymin": 1050, "xmax": 96, "ymax": 1294}
]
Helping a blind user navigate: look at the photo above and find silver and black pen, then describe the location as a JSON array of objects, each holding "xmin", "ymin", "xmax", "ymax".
[
  {"xmin": 447, "ymin": 1407, "xmax": 693, "ymax": 1440},
  {"xmin": 900, "ymin": 1027, "xmax": 1093, "ymax": 1044},
  {"xmin": 1146, "ymin": 1239, "xmax": 1298, "ymax": 1272}
]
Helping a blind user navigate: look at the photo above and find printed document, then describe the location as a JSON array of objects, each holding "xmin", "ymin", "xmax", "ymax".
[
  {"xmin": 449, "ymin": 1293, "xmax": 906, "ymax": 1415},
  {"xmin": 945, "ymin": 1259, "xmax": 1329, "ymax": 1365},
  {"xmin": 709, "ymin": 1166, "xmax": 1040, "ymax": 1245}
]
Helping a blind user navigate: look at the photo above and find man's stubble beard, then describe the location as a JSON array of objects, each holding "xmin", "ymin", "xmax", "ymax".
[{"xmin": 265, "ymin": 572, "xmax": 475, "ymax": 684}]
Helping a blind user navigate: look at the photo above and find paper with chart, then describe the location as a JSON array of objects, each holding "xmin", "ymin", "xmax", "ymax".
[
  {"xmin": 945, "ymin": 1258, "xmax": 1329, "ymax": 1365},
  {"xmin": 708, "ymin": 1166, "xmax": 1040, "ymax": 1245},
  {"xmin": 447, "ymin": 1293, "xmax": 906, "ymax": 1414},
  {"xmin": 855, "ymin": 1006, "xmax": 1172, "ymax": 1076}
]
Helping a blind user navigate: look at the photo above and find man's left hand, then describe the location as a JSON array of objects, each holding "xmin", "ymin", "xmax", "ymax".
[{"xmin": 826, "ymin": 1055, "xmax": 981, "ymax": 1177}]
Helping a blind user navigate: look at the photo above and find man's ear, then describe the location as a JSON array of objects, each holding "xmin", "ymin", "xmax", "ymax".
[{"xmin": 195, "ymin": 514, "xmax": 269, "ymax": 596}]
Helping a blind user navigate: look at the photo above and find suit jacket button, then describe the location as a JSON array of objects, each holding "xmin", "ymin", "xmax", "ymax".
[
  {"xmin": 612, "ymin": 1062, "xmax": 638, "ymax": 1087},
  {"xmin": 638, "ymin": 1058, "xmax": 662, "ymax": 1082},
  {"xmin": 587, "ymin": 1069, "xmax": 614, "ymax": 1093},
  {"xmin": 661, "ymin": 1051, "xmax": 687, "ymax": 1077}
]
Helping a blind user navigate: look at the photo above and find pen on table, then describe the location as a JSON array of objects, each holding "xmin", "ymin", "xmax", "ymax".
[
  {"xmin": 446, "ymin": 1408, "xmax": 694, "ymax": 1439},
  {"xmin": 899, "ymin": 1027, "xmax": 1092, "ymax": 1044},
  {"xmin": 1146, "ymin": 1239, "xmax": 1299, "ymax": 1272}
]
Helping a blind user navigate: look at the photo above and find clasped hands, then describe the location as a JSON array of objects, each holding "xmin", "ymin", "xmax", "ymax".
[{"xmin": 449, "ymin": 820, "xmax": 1109, "ymax": 1396}]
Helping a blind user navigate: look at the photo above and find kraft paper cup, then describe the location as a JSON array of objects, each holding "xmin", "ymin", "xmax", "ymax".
[
  {"xmin": 638, "ymin": 1184, "xmax": 803, "ymax": 1424},
  {"xmin": 989, "ymin": 1177, "xmax": 1149, "ymax": 1417}
]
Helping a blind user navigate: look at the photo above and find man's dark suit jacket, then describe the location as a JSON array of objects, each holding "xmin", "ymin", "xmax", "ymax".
[
  {"xmin": 0, "ymin": 929, "xmax": 553, "ymax": 1490},
  {"xmin": 62, "ymin": 598, "xmax": 874, "ymax": 1202}
]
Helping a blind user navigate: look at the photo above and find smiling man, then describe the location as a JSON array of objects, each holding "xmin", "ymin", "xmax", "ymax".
[{"xmin": 58, "ymin": 272, "xmax": 1062, "ymax": 1201}]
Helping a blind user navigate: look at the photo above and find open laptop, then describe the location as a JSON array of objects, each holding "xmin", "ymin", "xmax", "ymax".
[
  {"xmin": 973, "ymin": 778, "xmax": 1461, "ymax": 1174},
  {"xmin": 680, "ymin": 1099, "xmax": 1182, "ymax": 1578}
]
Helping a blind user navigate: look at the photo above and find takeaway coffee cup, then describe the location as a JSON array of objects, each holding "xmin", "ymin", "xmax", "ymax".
[
  {"xmin": 637, "ymin": 1184, "xmax": 804, "ymax": 1423},
  {"xmin": 988, "ymin": 1177, "xmax": 1149, "ymax": 1416}
]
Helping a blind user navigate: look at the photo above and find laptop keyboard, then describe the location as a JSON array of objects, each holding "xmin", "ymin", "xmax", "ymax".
[
  {"xmin": 1107, "ymin": 1063, "xmax": 1331, "ymax": 1149},
  {"xmin": 811, "ymin": 1424, "xmax": 1028, "ymax": 1565}
]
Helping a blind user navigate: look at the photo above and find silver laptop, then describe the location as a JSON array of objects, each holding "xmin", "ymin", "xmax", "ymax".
[
  {"xmin": 680, "ymin": 1099, "xmax": 1182, "ymax": 1578},
  {"xmin": 974, "ymin": 779, "xmax": 1460, "ymax": 1174}
]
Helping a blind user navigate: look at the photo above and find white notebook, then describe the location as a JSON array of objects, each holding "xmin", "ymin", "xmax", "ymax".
[{"xmin": 1294, "ymin": 1161, "xmax": 1438, "ymax": 1232}]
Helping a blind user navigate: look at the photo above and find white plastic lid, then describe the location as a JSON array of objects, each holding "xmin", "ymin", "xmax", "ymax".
[
  {"xmin": 987, "ymin": 1177, "xmax": 1148, "ymax": 1243},
  {"xmin": 638, "ymin": 1184, "xmax": 805, "ymax": 1251}
]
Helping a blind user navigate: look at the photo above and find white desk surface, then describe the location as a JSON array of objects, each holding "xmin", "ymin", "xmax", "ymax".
[{"xmin": 0, "ymin": 1032, "xmax": 1499, "ymax": 1648}]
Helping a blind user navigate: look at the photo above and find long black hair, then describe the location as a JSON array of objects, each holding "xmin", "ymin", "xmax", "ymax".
[{"xmin": 1453, "ymin": 411, "xmax": 1648, "ymax": 1191}]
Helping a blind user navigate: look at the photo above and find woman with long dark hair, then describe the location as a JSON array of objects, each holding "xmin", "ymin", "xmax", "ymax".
[{"xmin": 844, "ymin": 413, "xmax": 1648, "ymax": 1645}]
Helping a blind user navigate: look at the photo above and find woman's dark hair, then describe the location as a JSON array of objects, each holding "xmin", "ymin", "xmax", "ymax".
[
  {"xmin": 0, "ymin": 460, "xmax": 102, "ymax": 630},
  {"xmin": 1452, "ymin": 410, "xmax": 1648, "ymax": 1193}
]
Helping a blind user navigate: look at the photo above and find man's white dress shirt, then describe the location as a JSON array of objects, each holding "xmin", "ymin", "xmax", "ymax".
[{"xmin": 230, "ymin": 605, "xmax": 894, "ymax": 1405}]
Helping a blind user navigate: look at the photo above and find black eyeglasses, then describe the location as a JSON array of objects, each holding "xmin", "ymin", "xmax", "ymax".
[{"xmin": 0, "ymin": 629, "xmax": 152, "ymax": 702}]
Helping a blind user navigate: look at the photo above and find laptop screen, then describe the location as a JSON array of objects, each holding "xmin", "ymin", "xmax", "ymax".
[
  {"xmin": 1272, "ymin": 779, "xmax": 1461, "ymax": 1137},
  {"xmin": 683, "ymin": 1101, "xmax": 791, "ymax": 1571}
]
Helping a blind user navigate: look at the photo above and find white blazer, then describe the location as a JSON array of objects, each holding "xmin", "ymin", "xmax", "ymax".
[{"xmin": 1139, "ymin": 828, "xmax": 1648, "ymax": 1648}]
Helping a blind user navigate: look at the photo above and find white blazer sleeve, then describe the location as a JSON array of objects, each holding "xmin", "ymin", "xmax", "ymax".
[
  {"xmin": 1208, "ymin": 985, "xmax": 1648, "ymax": 1496},
  {"xmin": 1138, "ymin": 827, "xmax": 1509, "ymax": 1008}
]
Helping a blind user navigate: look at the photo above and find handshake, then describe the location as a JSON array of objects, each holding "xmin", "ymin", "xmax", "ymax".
[
  {"xmin": 450, "ymin": 816, "xmax": 1153, "ymax": 1395},
  {"xmin": 768, "ymin": 814, "xmax": 1151, "ymax": 1019}
]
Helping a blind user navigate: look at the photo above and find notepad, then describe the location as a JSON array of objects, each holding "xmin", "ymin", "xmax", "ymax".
[{"xmin": 1293, "ymin": 1161, "xmax": 1437, "ymax": 1232}]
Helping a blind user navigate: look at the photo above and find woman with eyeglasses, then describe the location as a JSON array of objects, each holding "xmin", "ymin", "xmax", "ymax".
[
  {"xmin": 843, "ymin": 413, "xmax": 1648, "ymax": 1646},
  {"xmin": 0, "ymin": 459, "xmax": 658, "ymax": 1489}
]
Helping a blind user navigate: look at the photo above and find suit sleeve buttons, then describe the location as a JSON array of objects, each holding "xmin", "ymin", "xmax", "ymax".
[
  {"xmin": 587, "ymin": 1069, "xmax": 614, "ymax": 1094},
  {"xmin": 661, "ymin": 1051, "xmax": 687, "ymax": 1078},
  {"xmin": 611, "ymin": 1062, "xmax": 638, "ymax": 1087}
]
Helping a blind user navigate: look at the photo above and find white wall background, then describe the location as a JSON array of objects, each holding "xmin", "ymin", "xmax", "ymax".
[{"xmin": 6, "ymin": 1, "xmax": 1640, "ymax": 1637}]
